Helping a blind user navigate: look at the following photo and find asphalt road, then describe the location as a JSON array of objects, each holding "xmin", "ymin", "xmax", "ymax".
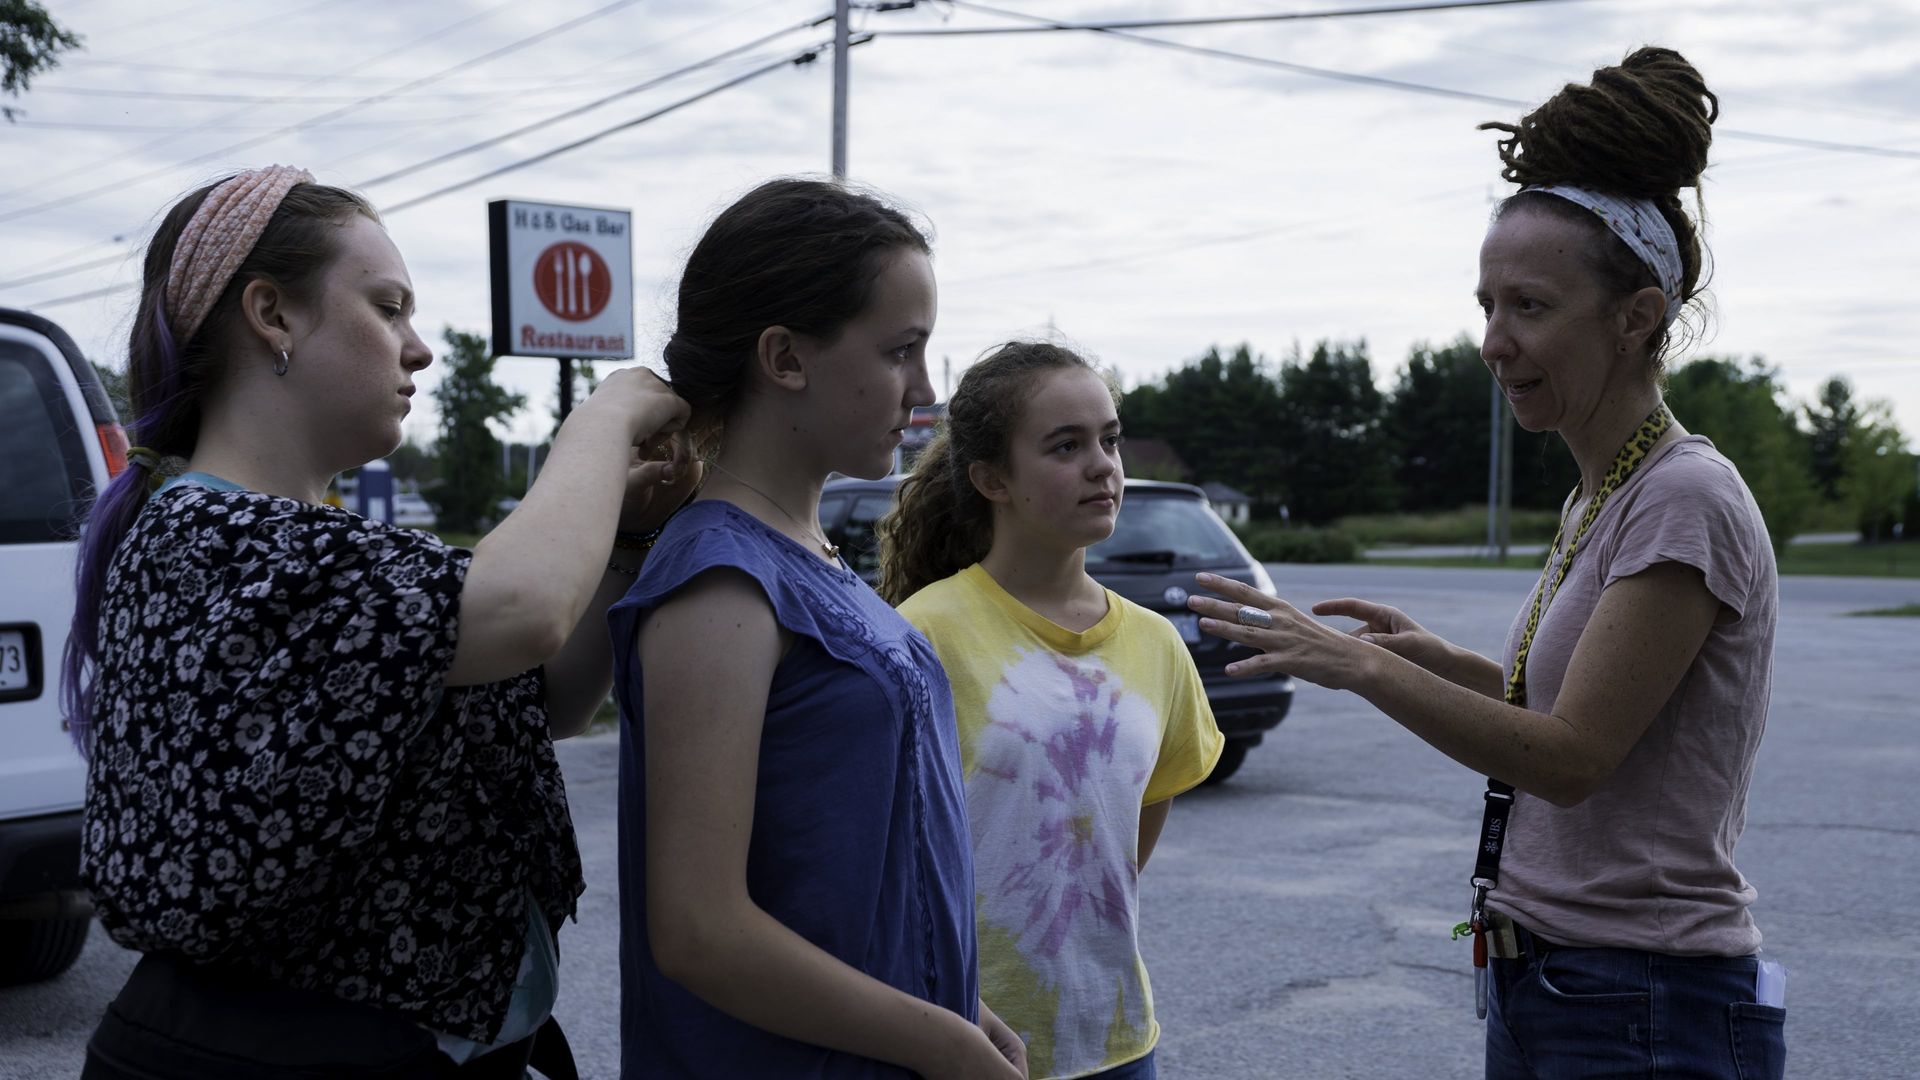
[{"xmin": 3, "ymin": 564, "xmax": 1915, "ymax": 1079}]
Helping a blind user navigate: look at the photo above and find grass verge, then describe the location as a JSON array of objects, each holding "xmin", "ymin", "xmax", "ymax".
[
  {"xmin": 1335, "ymin": 505, "xmax": 1561, "ymax": 547},
  {"xmin": 1371, "ymin": 543, "xmax": 1920, "ymax": 579},
  {"xmin": 1849, "ymin": 604, "xmax": 1920, "ymax": 617},
  {"xmin": 1776, "ymin": 543, "xmax": 1918, "ymax": 578}
]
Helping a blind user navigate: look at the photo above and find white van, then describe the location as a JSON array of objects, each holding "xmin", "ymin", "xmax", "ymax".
[{"xmin": 0, "ymin": 306, "xmax": 123, "ymax": 984}]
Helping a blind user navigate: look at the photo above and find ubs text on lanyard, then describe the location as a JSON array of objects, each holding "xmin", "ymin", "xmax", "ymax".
[{"xmin": 1466, "ymin": 406, "xmax": 1672, "ymax": 1001}]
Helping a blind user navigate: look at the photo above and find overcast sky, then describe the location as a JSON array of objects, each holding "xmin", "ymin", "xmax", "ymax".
[{"xmin": 6, "ymin": 0, "xmax": 1916, "ymax": 451}]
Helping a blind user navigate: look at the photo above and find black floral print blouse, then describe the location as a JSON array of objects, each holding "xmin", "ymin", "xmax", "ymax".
[{"xmin": 80, "ymin": 481, "xmax": 584, "ymax": 1043}]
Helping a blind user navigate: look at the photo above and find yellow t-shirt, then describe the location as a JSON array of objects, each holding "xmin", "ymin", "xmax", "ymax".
[{"xmin": 900, "ymin": 564, "xmax": 1223, "ymax": 1080}]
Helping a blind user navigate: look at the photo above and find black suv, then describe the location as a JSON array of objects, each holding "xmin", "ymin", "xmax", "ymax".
[{"xmin": 820, "ymin": 477, "xmax": 1292, "ymax": 783}]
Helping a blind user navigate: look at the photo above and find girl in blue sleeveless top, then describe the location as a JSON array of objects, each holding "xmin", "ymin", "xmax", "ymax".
[{"xmin": 608, "ymin": 180, "xmax": 1025, "ymax": 1079}]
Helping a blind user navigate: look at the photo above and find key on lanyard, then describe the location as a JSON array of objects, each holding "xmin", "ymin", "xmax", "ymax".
[{"xmin": 1472, "ymin": 915, "xmax": 1489, "ymax": 1020}]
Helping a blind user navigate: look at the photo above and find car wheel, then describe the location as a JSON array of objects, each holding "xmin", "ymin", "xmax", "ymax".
[
  {"xmin": 1202, "ymin": 739, "xmax": 1251, "ymax": 785},
  {"xmin": 0, "ymin": 913, "xmax": 90, "ymax": 986}
]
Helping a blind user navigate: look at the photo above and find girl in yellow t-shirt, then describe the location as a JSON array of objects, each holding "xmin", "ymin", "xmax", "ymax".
[{"xmin": 879, "ymin": 342, "xmax": 1223, "ymax": 1080}]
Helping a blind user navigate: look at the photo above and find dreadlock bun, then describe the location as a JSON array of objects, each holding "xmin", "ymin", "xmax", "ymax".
[
  {"xmin": 1480, "ymin": 46, "xmax": 1718, "ymax": 198},
  {"xmin": 1480, "ymin": 47, "xmax": 1719, "ymax": 363}
]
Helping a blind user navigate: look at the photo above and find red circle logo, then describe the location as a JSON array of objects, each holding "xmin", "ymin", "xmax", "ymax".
[{"xmin": 533, "ymin": 241, "xmax": 612, "ymax": 322}]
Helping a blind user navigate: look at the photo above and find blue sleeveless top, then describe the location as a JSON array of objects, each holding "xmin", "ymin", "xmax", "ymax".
[{"xmin": 608, "ymin": 500, "xmax": 977, "ymax": 1079}]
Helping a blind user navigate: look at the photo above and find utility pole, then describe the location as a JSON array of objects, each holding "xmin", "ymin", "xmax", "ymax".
[
  {"xmin": 831, "ymin": 0, "xmax": 850, "ymax": 178},
  {"xmin": 1498, "ymin": 406, "xmax": 1514, "ymax": 562},
  {"xmin": 1486, "ymin": 375, "xmax": 1502, "ymax": 557}
]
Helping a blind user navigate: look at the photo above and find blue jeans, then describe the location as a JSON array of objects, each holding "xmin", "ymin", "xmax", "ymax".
[
  {"xmin": 1486, "ymin": 924, "xmax": 1786, "ymax": 1079},
  {"xmin": 1081, "ymin": 1048, "xmax": 1157, "ymax": 1080}
]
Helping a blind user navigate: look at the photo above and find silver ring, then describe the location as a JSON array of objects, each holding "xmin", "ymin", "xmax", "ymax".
[{"xmin": 1235, "ymin": 605, "xmax": 1273, "ymax": 629}]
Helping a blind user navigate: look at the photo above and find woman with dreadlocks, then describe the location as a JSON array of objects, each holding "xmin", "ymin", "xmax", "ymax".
[{"xmin": 1188, "ymin": 48, "xmax": 1786, "ymax": 1078}]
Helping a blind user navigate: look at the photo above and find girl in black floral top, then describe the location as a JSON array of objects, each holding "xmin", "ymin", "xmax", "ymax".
[{"xmin": 66, "ymin": 166, "xmax": 694, "ymax": 1079}]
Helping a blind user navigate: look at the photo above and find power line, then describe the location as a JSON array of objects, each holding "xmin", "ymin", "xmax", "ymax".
[
  {"xmin": 93, "ymin": 0, "xmax": 355, "ymax": 62},
  {"xmin": 4, "ymin": 13, "xmax": 823, "ymax": 289},
  {"xmin": 944, "ymin": 0, "xmax": 1536, "ymax": 104},
  {"xmin": 0, "ymin": 252, "xmax": 134, "ymax": 292},
  {"xmin": 382, "ymin": 41, "xmax": 845, "ymax": 214},
  {"xmin": 2, "ymin": 0, "xmax": 800, "ymax": 283},
  {"xmin": 25, "ymin": 81, "xmax": 655, "ymax": 105},
  {"xmin": 7, "ymin": 109, "xmax": 523, "ymax": 134},
  {"xmin": 16, "ymin": 283, "xmax": 133, "ymax": 310},
  {"xmin": 358, "ymin": 13, "xmax": 835, "ymax": 189},
  {"xmin": 0, "ymin": 0, "xmax": 646, "ymax": 225},
  {"xmin": 882, "ymin": 0, "xmax": 1591, "ymax": 36},
  {"xmin": 0, "ymin": 0, "xmax": 524, "ymax": 203},
  {"xmin": 51, "ymin": 0, "xmax": 801, "ymax": 91},
  {"xmin": 19, "ymin": 40, "xmax": 846, "ymax": 308},
  {"xmin": 944, "ymin": 0, "xmax": 1920, "ymax": 161}
]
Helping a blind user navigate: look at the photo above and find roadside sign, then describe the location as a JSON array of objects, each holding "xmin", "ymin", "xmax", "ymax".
[{"xmin": 488, "ymin": 199, "xmax": 634, "ymax": 359}]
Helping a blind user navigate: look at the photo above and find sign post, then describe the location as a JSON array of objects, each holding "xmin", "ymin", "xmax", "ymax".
[{"xmin": 488, "ymin": 199, "xmax": 636, "ymax": 421}]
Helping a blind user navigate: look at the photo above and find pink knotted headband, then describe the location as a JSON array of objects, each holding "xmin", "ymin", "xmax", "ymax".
[{"xmin": 164, "ymin": 164, "xmax": 314, "ymax": 343}]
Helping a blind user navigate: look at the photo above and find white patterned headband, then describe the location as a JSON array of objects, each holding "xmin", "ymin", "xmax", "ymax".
[{"xmin": 1522, "ymin": 184, "xmax": 1685, "ymax": 328}]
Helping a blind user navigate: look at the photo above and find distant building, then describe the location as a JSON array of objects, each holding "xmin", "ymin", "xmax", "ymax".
[
  {"xmin": 1120, "ymin": 438, "xmax": 1190, "ymax": 482},
  {"xmin": 1200, "ymin": 481, "xmax": 1252, "ymax": 525}
]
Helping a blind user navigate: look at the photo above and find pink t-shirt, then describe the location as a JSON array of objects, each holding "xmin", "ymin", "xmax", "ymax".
[{"xmin": 1488, "ymin": 435, "xmax": 1778, "ymax": 956}]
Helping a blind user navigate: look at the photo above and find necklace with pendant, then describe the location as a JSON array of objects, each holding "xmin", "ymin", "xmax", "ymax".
[{"xmin": 708, "ymin": 461, "xmax": 841, "ymax": 561}]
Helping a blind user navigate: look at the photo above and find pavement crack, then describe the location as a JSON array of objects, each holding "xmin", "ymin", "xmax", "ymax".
[
  {"xmin": 1747, "ymin": 821, "xmax": 1920, "ymax": 839},
  {"xmin": 1391, "ymin": 961, "xmax": 1471, "ymax": 981}
]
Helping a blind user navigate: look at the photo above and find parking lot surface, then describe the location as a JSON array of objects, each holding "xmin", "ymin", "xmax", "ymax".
[{"xmin": 3, "ymin": 564, "xmax": 1915, "ymax": 1078}]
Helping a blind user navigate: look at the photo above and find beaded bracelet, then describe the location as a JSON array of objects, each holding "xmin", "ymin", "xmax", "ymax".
[
  {"xmin": 612, "ymin": 524, "xmax": 664, "ymax": 553},
  {"xmin": 612, "ymin": 483, "xmax": 704, "ymax": 552}
]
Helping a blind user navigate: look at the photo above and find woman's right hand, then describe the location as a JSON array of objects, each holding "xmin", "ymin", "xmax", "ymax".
[
  {"xmin": 580, "ymin": 366, "xmax": 690, "ymax": 446},
  {"xmin": 921, "ymin": 1020, "xmax": 1027, "ymax": 1080},
  {"xmin": 1311, "ymin": 598, "xmax": 1443, "ymax": 672}
]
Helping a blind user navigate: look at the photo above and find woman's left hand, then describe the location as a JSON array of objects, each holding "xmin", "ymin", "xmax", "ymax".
[
  {"xmin": 618, "ymin": 433, "xmax": 702, "ymax": 535},
  {"xmin": 1188, "ymin": 572, "xmax": 1377, "ymax": 692},
  {"xmin": 977, "ymin": 1000, "xmax": 1029, "ymax": 1078}
]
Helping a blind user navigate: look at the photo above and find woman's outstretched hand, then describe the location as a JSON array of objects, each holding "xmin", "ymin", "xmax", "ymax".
[
  {"xmin": 1187, "ymin": 572, "xmax": 1379, "ymax": 692},
  {"xmin": 1309, "ymin": 597, "xmax": 1448, "ymax": 673}
]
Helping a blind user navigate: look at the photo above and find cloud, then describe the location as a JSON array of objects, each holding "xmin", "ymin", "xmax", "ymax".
[{"xmin": 4, "ymin": 0, "xmax": 1915, "ymax": 449}]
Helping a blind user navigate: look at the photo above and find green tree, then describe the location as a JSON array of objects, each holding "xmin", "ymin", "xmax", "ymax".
[
  {"xmin": 1388, "ymin": 337, "xmax": 1490, "ymax": 511},
  {"xmin": 89, "ymin": 360, "xmax": 129, "ymax": 419},
  {"xmin": 429, "ymin": 328, "xmax": 524, "ymax": 533},
  {"xmin": 1803, "ymin": 376, "xmax": 1858, "ymax": 502},
  {"xmin": 1662, "ymin": 357, "xmax": 1817, "ymax": 553},
  {"xmin": 385, "ymin": 438, "xmax": 439, "ymax": 487},
  {"xmin": 1120, "ymin": 344, "xmax": 1286, "ymax": 502},
  {"xmin": 1383, "ymin": 336, "xmax": 1576, "ymax": 514},
  {"xmin": 1843, "ymin": 402, "xmax": 1914, "ymax": 542},
  {"xmin": 2, "ymin": 0, "xmax": 82, "ymax": 121},
  {"xmin": 1272, "ymin": 340, "xmax": 1395, "ymax": 523}
]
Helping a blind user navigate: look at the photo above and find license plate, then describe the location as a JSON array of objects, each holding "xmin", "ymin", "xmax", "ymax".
[
  {"xmin": 0, "ymin": 629, "xmax": 30, "ymax": 691},
  {"xmin": 1164, "ymin": 612, "xmax": 1201, "ymax": 644}
]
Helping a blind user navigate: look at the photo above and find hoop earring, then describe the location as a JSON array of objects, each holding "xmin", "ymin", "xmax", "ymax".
[{"xmin": 273, "ymin": 349, "xmax": 290, "ymax": 376}]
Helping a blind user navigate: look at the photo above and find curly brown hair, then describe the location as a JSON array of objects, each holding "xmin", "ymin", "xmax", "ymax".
[
  {"xmin": 1479, "ymin": 46, "xmax": 1719, "ymax": 365},
  {"xmin": 875, "ymin": 341, "xmax": 1116, "ymax": 606}
]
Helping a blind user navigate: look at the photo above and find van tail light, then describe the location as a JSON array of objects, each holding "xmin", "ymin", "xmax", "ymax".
[{"xmin": 98, "ymin": 423, "xmax": 130, "ymax": 477}]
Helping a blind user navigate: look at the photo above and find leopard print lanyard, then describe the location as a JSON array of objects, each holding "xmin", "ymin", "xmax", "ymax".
[
  {"xmin": 1504, "ymin": 404, "xmax": 1674, "ymax": 709},
  {"xmin": 1467, "ymin": 403, "xmax": 1674, "ymax": 1017}
]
